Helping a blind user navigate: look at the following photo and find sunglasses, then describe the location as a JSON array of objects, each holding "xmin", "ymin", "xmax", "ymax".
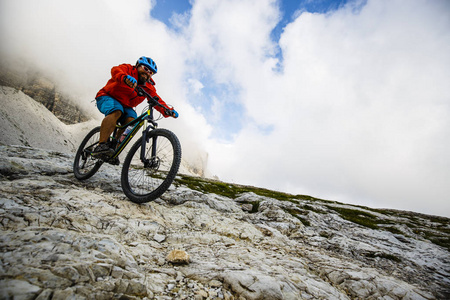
[{"xmin": 141, "ymin": 65, "xmax": 154, "ymax": 75}]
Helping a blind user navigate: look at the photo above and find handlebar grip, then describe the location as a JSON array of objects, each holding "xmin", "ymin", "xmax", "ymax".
[{"xmin": 164, "ymin": 109, "xmax": 178, "ymax": 118}]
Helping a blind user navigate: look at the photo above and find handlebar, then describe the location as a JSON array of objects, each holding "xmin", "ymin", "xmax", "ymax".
[
  {"xmin": 135, "ymin": 86, "xmax": 161, "ymax": 107},
  {"xmin": 135, "ymin": 86, "xmax": 177, "ymax": 118}
]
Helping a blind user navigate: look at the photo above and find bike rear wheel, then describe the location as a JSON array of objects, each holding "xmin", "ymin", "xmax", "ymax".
[
  {"xmin": 121, "ymin": 128, "xmax": 181, "ymax": 203},
  {"xmin": 73, "ymin": 126, "xmax": 103, "ymax": 180}
]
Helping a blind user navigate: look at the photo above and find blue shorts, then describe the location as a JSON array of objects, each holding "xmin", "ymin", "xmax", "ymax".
[{"xmin": 96, "ymin": 95, "xmax": 137, "ymax": 125}]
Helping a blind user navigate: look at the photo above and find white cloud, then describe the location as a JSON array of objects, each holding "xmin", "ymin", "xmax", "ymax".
[
  {"xmin": 185, "ymin": 0, "xmax": 280, "ymax": 82},
  {"xmin": 187, "ymin": 78, "xmax": 204, "ymax": 94},
  {"xmin": 201, "ymin": 0, "xmax": 450, "ymax": 216},
  {"xmin": 1, "ymin": 0, "xmax": 449, "ymax": 217}
]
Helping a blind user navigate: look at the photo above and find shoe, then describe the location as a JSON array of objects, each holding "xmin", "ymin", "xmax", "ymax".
[
  {"xmin": 107, "ymin": 157, "xmax": 120, "ymax": 165},
  {"xmin": 92, "ymin": 143, "xmax": 114, "ymax": 157}
]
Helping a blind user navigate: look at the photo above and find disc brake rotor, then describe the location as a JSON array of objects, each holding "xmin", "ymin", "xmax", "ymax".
[{"xmin": 144, "ymin": 157, "xmax": 161, "ymax": 170}]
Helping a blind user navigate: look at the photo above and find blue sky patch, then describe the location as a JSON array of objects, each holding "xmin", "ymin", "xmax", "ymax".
[
  {"xmin": 271, "ymin": 0, "xmax": 350, "ymax": 43},
  {"xmin": 151, "ymin": 0, "xmax": 192, "ymax": 27},
  {"xmin": 151, "ymin": 0, "xmax": 359, "ymax": 142},
  {"xmin": 151, "ymin": 0, "xmax": 353, "ymax": 36},
  {"xmin": 187, "ymin": 75, "xmax": 244, "ymax": 141}
]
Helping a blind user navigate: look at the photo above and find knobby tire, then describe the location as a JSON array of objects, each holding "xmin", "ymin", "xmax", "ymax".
[
  {"xmin": 73, "ymin": 126, "xmax": 102, "ymax": 180},
  {"xmin": 121, "ymin": 128, "xmax": 181, "ymax": 203}
]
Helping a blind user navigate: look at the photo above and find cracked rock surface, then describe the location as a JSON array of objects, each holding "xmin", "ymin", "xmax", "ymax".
[{"xmin": 0, "ymin": 145, "xmax": 449, "ymax": 299}]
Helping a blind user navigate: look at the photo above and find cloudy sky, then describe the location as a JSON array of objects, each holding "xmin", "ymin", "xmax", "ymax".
[{"xmin": 1, "ymin": 0, "xmax": 449, "ymax": 217}]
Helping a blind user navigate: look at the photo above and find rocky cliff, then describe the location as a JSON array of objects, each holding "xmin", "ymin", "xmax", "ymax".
[
  {"xmin": 0, "ymin": 63, "xmax": 91, "ymax": 124},
  {"xmin": 0, "ymin": 145, "xmax": 449, "ymax": 300}
]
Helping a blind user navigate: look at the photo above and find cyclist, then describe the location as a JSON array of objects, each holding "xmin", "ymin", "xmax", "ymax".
[{"xmin": 92, "ymin": 56, "xmax": 178, "ymax": 157}]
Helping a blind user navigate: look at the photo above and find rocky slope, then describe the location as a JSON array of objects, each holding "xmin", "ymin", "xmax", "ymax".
[
  {"xmin": 0, "ymin": 145, "xmax": 449, "ymax": 300},
  {"xmin": 0, "ymin": 86, "xmax": 97, "ymax": 153}
]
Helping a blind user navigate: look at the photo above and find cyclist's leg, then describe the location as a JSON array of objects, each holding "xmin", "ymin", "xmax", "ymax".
[
  {"xmin": 121, "ymin": 107, "xmax": 138, "ymax": 124},
  {"xmin": 96, "ymin": 96, "xmax": 125, "ymax": 143},
  {"xmin": 99, "ymin": 111, "xmax": 122, "ymax": 143},
  {"xmin": 117, "ymin": 107, "xmax": 138, "ymax": 137}
]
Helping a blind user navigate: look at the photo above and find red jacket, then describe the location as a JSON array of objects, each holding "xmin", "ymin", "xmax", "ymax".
[{"xmin": 96, "ymin": 64, "xmax": 171, "ymax": 117}]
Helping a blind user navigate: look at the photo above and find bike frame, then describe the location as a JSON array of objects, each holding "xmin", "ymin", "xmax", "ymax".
[{"xmin": 108, "ymin": 87, "xmax": 167, "ymax": 163}]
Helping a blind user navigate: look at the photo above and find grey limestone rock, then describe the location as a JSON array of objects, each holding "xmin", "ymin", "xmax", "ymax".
[{"xmin": 0, "ymin": 145, "xmax": 448, "ymax": 299}]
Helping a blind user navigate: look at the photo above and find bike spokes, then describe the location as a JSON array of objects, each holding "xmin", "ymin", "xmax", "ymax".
[
  {"xmin": 73, "ymin": 127, "xmax": 103, "ymax": 180},
  {"xmin": 121, "ymin": 129, "xmax": 181, "ymax": 203}
]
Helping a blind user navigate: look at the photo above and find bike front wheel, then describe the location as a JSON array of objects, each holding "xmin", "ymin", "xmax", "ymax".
[
  {"xmin": 73, "ymin": 126, "xmax": 103, "ymax": 180},
  {"xmin": 121, "ymin": 128, "xmax": 181, "ymax": 203}
]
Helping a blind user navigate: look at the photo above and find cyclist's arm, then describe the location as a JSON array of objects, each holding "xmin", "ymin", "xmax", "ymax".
[
  {"xmin": 154, "ymin": 96, "xmax": 174, "ymax": 118},
  {"xmin": 142, "ymin": 86, "xmax": 175, "ymax": 118},
  {"xmin": 111, "ymin": 64, "xmax": 133, "ymax": 83}
]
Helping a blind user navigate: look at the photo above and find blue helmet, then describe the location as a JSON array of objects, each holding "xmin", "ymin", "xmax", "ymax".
[{"xmin": 136, "ymin": 56, "xmax": 157, "ymax": 74}]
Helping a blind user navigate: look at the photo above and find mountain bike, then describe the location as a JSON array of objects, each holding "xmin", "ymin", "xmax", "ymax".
[{"xmin": 73, "ymin": 86, "xmax": 181, "ymax": 203}]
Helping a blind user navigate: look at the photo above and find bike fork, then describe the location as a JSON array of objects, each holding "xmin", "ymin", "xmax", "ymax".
[
  {"xmin": 141, "ymin": 129, "xmax": 147, "ymax": 161},
  {"xmin": 141, "ymin": 130, "xmax": 158, "ymax": 162}
]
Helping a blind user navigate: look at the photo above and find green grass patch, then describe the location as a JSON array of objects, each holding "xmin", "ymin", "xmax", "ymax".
[
  {"xmin": 174, "ymin": 175, "xmax": 243, "ymax": 198},
  {"xmin": 302, "ymin": 204, "xmax": 326, "ymax": 214},
  {"xmin": 383, "ymin": 226, "xmax": 404, "ymax": 235},
  {"xmin": 426, "ymin": 236, "xmax": 450, "ymax": 250},
  {"xmin": 412, "ymin": 228, "xmax": 450, "ymax": 251},
  {"xmin": 285, "ymin": 208, "xmax": 311, "ymax": 226},
  {"xmin": 294, "ymin": 215, "xmax": 311, "ymax": 226},
  {"xmin": 326, "ymin": 206, "xmax": 381, "ymax": 229},
  {"xmin": 174, "ymin": 174, "xmax": 323, "ymax": 203}
]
